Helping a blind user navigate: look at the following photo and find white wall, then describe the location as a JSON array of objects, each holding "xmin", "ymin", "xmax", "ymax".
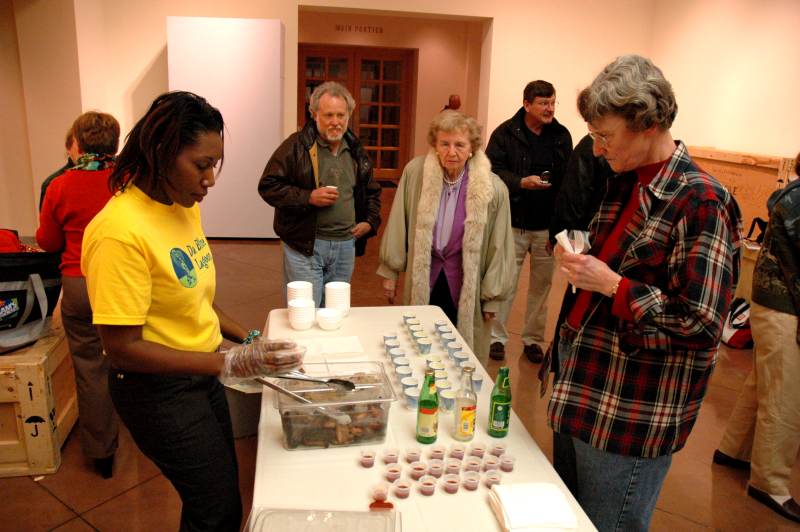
[{"xmin": 651, "ymin": 0, "xmax": 800, "ymax": 156}]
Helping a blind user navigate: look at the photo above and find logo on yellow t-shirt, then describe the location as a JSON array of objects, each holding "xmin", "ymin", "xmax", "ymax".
[{"xmin": 170, "ymin": 248, "xmax": 198, "ymax": 288}]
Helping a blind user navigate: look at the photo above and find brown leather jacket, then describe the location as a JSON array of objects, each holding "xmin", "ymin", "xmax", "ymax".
[{"xmin": 258, "ymin": 121, "xmax": 381, "ymax": 256}]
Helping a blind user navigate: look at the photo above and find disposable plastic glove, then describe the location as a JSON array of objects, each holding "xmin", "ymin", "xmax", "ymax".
[{"xmin": 221, "ymin": 338, "xmax": 305, "ymax": 379}]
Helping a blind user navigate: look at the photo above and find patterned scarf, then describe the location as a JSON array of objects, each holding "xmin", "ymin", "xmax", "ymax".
[{"xmin": 73, "ymin": 153, "xmax": 115, "ymax": 171}]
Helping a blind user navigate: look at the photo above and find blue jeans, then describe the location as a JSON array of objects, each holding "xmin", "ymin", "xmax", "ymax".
[
  {"xmin": 282, "ymin": 238, "xmax": 355, "ymax": 307},
  {"xmin": 554, "ymin": 339, "xmax": 671, "ymax": 531}
]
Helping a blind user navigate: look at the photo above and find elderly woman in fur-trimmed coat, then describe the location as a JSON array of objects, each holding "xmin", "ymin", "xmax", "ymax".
[{"xmin": 377, "ymin": 111, "xmax": 516, "ymax": 366}]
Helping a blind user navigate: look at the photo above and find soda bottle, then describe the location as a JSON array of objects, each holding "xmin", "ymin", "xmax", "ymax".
[
  {"xmin": 453, "ymin": 366, "xmax": 477, "ymax": 441},
  {"xmin": 488, "ymin": 366, "xmax": 511, "ymax": 438},
  {"xmin": 416, "ymin": 369, "xmax": 439, "ymax": 444}
]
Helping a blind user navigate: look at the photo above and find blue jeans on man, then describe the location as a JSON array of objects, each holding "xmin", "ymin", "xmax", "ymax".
[
  {"xmin": 554, "ymin": 339, "xmax": 672, "ymax": 531},
  {"xmin": 282, "ymin": 238, "xmax": 355, "ymax": 307}
]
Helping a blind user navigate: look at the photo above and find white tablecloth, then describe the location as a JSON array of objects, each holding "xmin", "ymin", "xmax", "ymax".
[{"xmin": 250, "ymin": 305, "xmax": 595, "ymax": 531}]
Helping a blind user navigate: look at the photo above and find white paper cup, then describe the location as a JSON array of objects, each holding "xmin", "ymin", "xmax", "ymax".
[
  {"xmin": 402, "ymin": 311, "xmax": 417, "ymax": 324},
  {"xmin": 287, "ymin": 281, "xmax": 313, "ymax": 301},
  {"xmin": 395, "ymin": 366, "xmax": 413, "ymax": 379},
  {"xmin": 436, "ymin": 324, "xmax": 453, "ymax": 337},
  {"xmin": 384, "ymin": 339, "xmax": 400, "ymax": 355},
  {"xmin": 446, "ymin": 341, "xmax": 463, "ymax": 358},
  {"xmin": 417, "ymin": 338, "xmax": 432, "ymax": 354},
  {"xmin": 400, "ymin": 376, "xmax": 419, "ymax": 390},
  {"xmin": 428, "ymin": 361, "xmax": 445, "ymax": 372},
  {"xmin": 408, "ymin": 324, "xmax": 424, "ymax": 334},
  {"xmin": 393, "ymin": 356, "xmax": 410, "ymax": 368},
  {"xmin": 383, "ymin": 332, "xmax": 398, "ymax": 344},
  {"xmin": 453, "ymin": 351, "xmax": 470, "ymax": 365},
  {"xmin": 440, "ymin": 389, "xmax": 456, "ymax": 411},
  {"xmin": 471, "ymin": 373, "xmax": 484, "ymax": 392},
  {"xmin": 403, "ymin": 387, "xmax": 420, "ymax": 409},
  {"xmin": 388, "ymin": 347, "xmax": 406, "ymax": 360},
  {"xmin": 324, "ymin": 281, "xmax": 350, "ymax": 315}
]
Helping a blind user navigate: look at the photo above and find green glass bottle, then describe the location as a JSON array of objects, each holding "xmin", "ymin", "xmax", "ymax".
[
  {"xmin": 416, "ymin": 369, "xmax": 439, "ymax": 444},
  {"xmin": 488, "ymin": 366, "xmax": 511, "ymax": 438}
]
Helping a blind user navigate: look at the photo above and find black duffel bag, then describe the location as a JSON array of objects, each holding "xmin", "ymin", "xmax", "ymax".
[{"xmin": 0, "ymin": 230, "xmax": 61, "ymax": 354}]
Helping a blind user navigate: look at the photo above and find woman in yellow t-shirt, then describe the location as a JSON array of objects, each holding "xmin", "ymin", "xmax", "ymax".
[{"xmin": 82, "ymin": 91, "xmax": 303, "ymax": 531}]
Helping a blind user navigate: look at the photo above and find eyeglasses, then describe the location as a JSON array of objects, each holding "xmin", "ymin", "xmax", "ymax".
[
  {"xmin": 588, "ymin": 130, "xmax": 610, "ymax": 147},
  {"xmin": 534, "ymin": 99, "xmax": 558, "ymax": 108}
]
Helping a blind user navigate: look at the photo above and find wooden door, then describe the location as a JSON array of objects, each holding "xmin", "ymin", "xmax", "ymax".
[{"xmin": 299, "ymin": 45, "xmax": 415, "ymax": 180}]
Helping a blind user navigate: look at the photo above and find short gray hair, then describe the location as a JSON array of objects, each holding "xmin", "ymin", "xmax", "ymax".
[
  {"xmin": 427, "ymin": 110, "xmax": 483, "ymax": 153},
  {"xmin": 309, "ymin": 82, "xmax": 356, "ymax": 115},
  {"xmin": 579, "ymin": 54, "xmax": 677, "ymax": 131}
]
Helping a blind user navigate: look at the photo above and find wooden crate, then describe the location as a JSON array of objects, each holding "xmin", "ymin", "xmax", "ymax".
[
  {"xmin": 0, "ymin": 326, "xmax": 78, "ymax": 477},
  {"xmin": 688, "ymin": 147, "xmax": 795, "ymax": 233}
]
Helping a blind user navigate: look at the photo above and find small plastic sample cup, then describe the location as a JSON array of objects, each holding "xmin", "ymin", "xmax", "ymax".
[
  {"xmin": 419, "ymin": 475, "xmax": 437, "ymax": 496},
  {"xmin": 412, "ymin": 331, "xmax": 428, "ymax": 343},
  {"xmin": 385, "ymin": 464, "xmax": 402, "ymax": 482},
  {"xmin": 490, "ymin": 442, "xmax": 507, "ymax": 457},
  {"xmin": 470, "ymin": 442, "xmax": 487, "ymax": 458},
  {"xmin": 383, "ymin": 332, "xmax": 398, "ymax": 344},
  {"xmin": 402, "ymin": 312, "xmax": 417, "ymax": 324},
  {"xmin": 430, "ymin": 445, "xmax": 446, "ymax": 460},
  {"xmin": 435, "ymin": 380, "xmax": 451, "ymax": 393},
  {"xmin": 434, "ymin": 370, "xmax": 448, "ymax": 381},
  {"xmin": 405, "ymin": 318, "xmax": 421, "ymax": 328},
  {"xmin": 483, "ymin": 455, "xmax": 500, "ymax": 471},
  {"xmin": 485, "ymin": 470, "xmax": 502, "ymax": 487},
  {"xmin": 400, "ymin": 376, "xmax": 419, "ymax": 390},
  {"xmin": 427, "ymin": 459, "xmax": 444, "ymax": 478},
  {"xmin": 405, "ymin": 447, "xmax": 422, "ymax": 463},
  {"xmin": 449, "ymin": 443, "xmax": 466, "ymax": 460},
  {"xmin": 463, "ymin": 470, "xmax": 480, "ymax": 491},
  {"xmin": 360, "ymin": 449, "xmax": 376, "ymax": 468},
  {"xmin": 409, "ymin": 461, "xmax": 427, "ymax": 480},
  {"xmin": 417, "ymin": 338, "xmax": 432, "ymax": 354},
  {"xmin": 500, "ymin": 454, "xmax": 516, "ymax": 472},
  {"xmin": 423, "ymin": 354, "xmax": 443, "ymax": 367},
  {"xmin": 452, "ymin": 351, "xmax": 470, "ymax": 365},
  {"xmin": 440, "ymin": 332, "xmax": 457, "ymax": 345},
  {"xmin": 393, "ymin": 356, "xmax": 410, "ymax": 368},
  {"xmin": 440, "ymin": 389, "xmax": 456, "ymax": 411},
  {"xmin": 408, "ymin": 324, "xmax": 424, "ymax": 334},
  {"xmin": 442, "ymin": 474, "xmax": 460, "ymax": 494},
  {"xmin": 382, "ymin": 448, "xmax": 399, "ymax": 464},
  {"xmin": 395, "ymin": 366, "xmax": 413, "ymax": 380},
  {"xmin": 464, "ymin": 456, "xmax": 482, "ymax": 472},
  {"xmin": 428, "ymin": 361, "xmax": 445, "ymax": 372},
  {"xmin": 384, "ymin": 339, "xmax": 400, "ymax": 355},
  {"xmin": 403, "ymin": 387, "xmax": 420, "ymax": 409},
  {"xmin": 445, "ymin": 458, "xmax": 462, "ymax": 475},
  {"xmin": 471, "ymin": 373, "xmax": 484, "ymax": 392},
  {"xmin": 371, "ymin": 483, "xmax": 389, "ymax": 501},
  {"xmin": 436, "ymin": 324, "xmax": 453, "ymax": 337},
  {"xmin": 388, "ymin": 347, "xmax": 406, "ymax": 360},
  {"xmin": 446, "ymin": 341, "xmax": 463, "ymax": 358},
  {"xmin": 393, "ymin": 479, "xmax": 411, "ymax": 499},
  {"xmin": 433, "ymin": 319, "xmax": 448, "ymax": 329}
]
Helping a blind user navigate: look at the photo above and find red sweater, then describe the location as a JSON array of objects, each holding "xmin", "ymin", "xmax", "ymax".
[
  {"xmin": 567, "ymin": 160, "xmax": 667, "ymax": 328},
  {"xmin": 36, "ymin": 168, "xmax": 113, "ymax": 277}
]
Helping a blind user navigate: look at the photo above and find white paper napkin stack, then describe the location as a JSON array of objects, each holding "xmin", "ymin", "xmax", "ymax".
[{"xmin": 488, "ymin": 482, "xmax": 578, "ymax": 531}]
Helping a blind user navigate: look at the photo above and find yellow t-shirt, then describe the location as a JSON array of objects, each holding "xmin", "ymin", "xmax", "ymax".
[{"xmin": 81, "ymin": 185, "xmax": 221, "ymax": 352}]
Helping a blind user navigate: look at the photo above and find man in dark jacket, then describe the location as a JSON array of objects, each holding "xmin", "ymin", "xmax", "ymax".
[
  {"xmin": 485, "ymin": 80, "xmax": 572, "ymax": 362},
  {"xmin": 258, "ymin": 81, "xmax": 381, "ymax": 307}
]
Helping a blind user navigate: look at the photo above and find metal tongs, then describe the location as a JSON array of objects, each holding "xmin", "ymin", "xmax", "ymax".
[
  {"xmin": 256, "ymin": 377, "xmax": 352, "ymax": 424},
  {"xmin": 272, "ymin": 369, "xmax": 356, "ymax": 391}
]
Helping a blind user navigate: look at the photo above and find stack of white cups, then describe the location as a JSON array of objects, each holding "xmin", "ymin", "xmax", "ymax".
[
  {"xmin": 287, "ymin": 281, "xmax": 313, "ymax": 302},
  {"xmin": 288, "ymin": 298, "xmax": 315, "ymax": 330},
  {"xmin": 325, "ymin": 281, "xmax": 350, "ymax": 316}
]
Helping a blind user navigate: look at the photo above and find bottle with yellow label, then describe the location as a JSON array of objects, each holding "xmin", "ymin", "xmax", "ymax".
[
  {"xmin": 416, "ymin": 369, "xmax": 439, "ymax": 444},
  {"xmin": 488, "ymin": 366, "xmax": 511, "ymax": 438},
  {"xmin": 453, "ymin": 366, "xmax": 477, "ymax": 441}
]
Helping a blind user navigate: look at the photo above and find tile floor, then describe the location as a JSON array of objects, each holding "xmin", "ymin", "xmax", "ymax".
[{"xmin": 3, "ymin": 187, "xmax": 799, "ymax": 531}]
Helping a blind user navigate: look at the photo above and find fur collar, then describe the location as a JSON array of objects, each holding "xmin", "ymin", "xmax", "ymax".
[{"xmin": 410, "ymin": 149, "xmax": 494, "ymax": 346}]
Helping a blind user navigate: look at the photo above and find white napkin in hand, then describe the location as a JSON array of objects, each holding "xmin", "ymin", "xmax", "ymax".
[
  {"xmin": 555, "ymin": 230, "xmax": 575, "ymax": 254},
  {"xmin": 488, "ymin": 482, "xmax": 578, "ymax": 531}
]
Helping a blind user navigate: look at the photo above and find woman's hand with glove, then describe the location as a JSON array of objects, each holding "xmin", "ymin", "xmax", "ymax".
[{"xmin": 221, "ymin": 338, "xmax": 305, "ymax": 379}]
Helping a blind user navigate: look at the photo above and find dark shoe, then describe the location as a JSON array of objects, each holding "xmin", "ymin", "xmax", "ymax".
[
  {"xmin": 489, "ymin": 342, "xmax": 505, "ymax": 361},
  {"xmin": 94, "ymin": 455, "xmax": 114, "ymax": 479},
  {"xmin": 713, "ymin": 449, "xmax": 750, "ymax": 470},
  {"xmin": 748, "ymin": 485, "xmax": 800, "ymax": 523},
  {"xmin": 524, "ymin": 344, "xmax": 544, "ymax": 364}
]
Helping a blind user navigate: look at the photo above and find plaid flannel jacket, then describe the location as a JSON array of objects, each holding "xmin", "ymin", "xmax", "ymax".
[{"xmin": 549, "ymin": 142, "xmax": 742, "ymax": 458}]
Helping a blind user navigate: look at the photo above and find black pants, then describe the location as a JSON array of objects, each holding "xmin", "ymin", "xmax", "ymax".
[
  {"xmin": 430, "ymin": 270, "xmax": 459, "ymax": 326},
  {"xmin": 109, "ymin": 371, "xmax": 242, "ymax": 531}
]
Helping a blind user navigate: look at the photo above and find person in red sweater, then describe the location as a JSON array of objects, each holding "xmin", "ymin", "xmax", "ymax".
[{"xmin": 36, "ymin": 111, "xmax": 120, "ymax": 478}]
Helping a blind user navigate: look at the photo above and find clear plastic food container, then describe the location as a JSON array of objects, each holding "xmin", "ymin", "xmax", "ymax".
[
  {"xmin": 273, "ymin": 361, "xmax": 396, "ymax": 450},
  {"xmin": 248, "ymin": 508, "xmax": 401, "ymax": 531}
]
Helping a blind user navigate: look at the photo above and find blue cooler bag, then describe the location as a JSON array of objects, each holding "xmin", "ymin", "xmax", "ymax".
[{"xmin": 0, "ymin": 230, "xmax": 62, "ymax": 353}]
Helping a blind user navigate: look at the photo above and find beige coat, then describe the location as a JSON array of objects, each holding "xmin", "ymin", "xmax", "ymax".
[{"xmin": 377, "ymin": 150, "xmax": 516, "ymax": 365}]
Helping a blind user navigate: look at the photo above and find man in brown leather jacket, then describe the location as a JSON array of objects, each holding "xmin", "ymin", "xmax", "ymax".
[{"xmin": 258, "ymin": 82, "xmax": 381, "ymax": 306}]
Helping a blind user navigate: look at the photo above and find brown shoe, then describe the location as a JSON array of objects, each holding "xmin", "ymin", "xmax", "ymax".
[
  {"xmin": 524, "ymin": 344, "xmax": 544, "ymax": 363},
  {"xmin": 748, "ymin": 485, "xmax": 800, "ymax": 523},
  {"xmin": 713, "ymin": 449, "xmax": 750, "ymax": 470},
  {"xmin": 489, "ymin": 342, "xmax": 505, "ymax": 361}
]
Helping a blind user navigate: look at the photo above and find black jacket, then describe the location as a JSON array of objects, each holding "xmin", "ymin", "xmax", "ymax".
[
  {"xmin": 548, "ymin": 134, "xmax": 613, "ymax": 241},
  {"xmin": 485, "ymin": 108, "xmax": 572, "ymax": 230},
  {"xmin": 258, "ymin": 121, "xmax": 382, "ymax": 257}
]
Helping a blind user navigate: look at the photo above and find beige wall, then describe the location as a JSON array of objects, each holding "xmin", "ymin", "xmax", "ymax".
[
  {"xmin": 7, "ymin": 0, "xmax": 800, "ymax": 232},
  {"xmin": 651, "ymin": 0, "xmax": 800, "ymax": 156},
  {"xmin": 299, "ymin": 10, "xmax": 486, "ymax": 156},
  {"xmin": 0, "ymin": 0, "xmax": 36, "ymax": 234}
]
